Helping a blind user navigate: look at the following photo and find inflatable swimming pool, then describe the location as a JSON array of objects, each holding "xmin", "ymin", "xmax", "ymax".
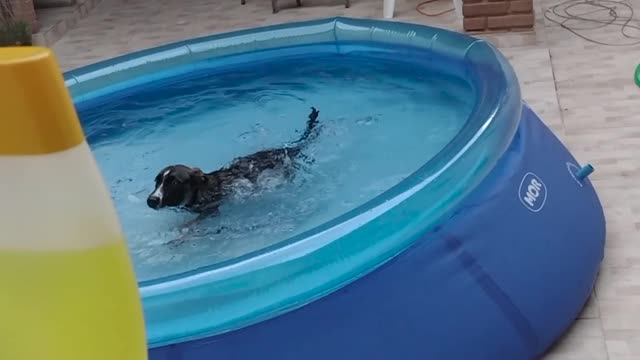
[{"xmin": 65, "ymin": 17, "xmax": 606, "ymax": 360}]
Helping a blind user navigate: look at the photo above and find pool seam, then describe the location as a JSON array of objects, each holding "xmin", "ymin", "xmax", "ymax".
[{"xmin": 444, "ymin": 235, "xmax": 540, "ymax": 355}]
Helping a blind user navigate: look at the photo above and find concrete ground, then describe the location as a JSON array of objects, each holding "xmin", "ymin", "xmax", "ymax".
[{"xmin": 42, "ymin": 0, "xmax": 640, "ymax": 358}]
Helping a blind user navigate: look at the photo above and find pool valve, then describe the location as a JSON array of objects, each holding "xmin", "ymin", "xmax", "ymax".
[{"xmin": 575, "ymin": 164, "xmax": 594, "ymax": 181}]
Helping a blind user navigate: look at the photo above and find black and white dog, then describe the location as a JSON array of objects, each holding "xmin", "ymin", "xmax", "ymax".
[{"xmin": 147, "ymin": 107, "xmax": 320, "ymax": 220}]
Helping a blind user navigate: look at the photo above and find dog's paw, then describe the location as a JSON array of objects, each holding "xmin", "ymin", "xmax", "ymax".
[
  {"xmin": 165, "ymin": 238, "xmax": 185, "ymax": 248},
  {"xmin": 165, "ymin": 227, "xmax": 192, "ymax": 248}
]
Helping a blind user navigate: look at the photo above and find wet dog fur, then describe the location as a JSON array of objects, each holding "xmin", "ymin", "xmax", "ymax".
[{"xmin": 147, "ymin": 107, "xmax": 320, "ymax": 225}]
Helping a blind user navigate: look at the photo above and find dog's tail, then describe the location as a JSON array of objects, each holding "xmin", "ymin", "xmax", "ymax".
[{"xmin": 292, "ymin": 107, "xmax": 320, "ymax": 147}]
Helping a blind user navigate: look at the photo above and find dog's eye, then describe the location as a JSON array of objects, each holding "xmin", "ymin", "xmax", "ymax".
[{"xmin": 170, "ymin": 178, "xmax": 180, "ymax": 185}]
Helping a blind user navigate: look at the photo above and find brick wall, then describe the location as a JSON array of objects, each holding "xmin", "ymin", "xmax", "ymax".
[{"xmin": 462, "ymin": 0, "xmax": 534, "ymax": 32}]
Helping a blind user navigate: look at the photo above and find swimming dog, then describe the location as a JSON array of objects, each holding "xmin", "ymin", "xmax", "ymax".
[{"xmin": 147, "ymin": 107, "xmax": 320, "ymax": 219}]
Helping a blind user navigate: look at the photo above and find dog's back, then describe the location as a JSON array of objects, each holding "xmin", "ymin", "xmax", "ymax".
[
  {"xmin": 221, "ymin": 107, "xmax": 320, "ymax": 182},
  {"xmin": 197, "ymin": 107, "xmax": 320, "ymax": 206}
]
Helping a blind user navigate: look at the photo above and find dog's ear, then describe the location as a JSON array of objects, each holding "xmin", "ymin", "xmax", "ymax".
[{"xmin": 190, "ymin": 167, "xmax": 208, "ymax": 186}]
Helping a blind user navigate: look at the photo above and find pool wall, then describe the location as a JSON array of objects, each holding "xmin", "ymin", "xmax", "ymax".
[
  {"xmin": 148, "ymin": 103, "xmax": 604, "ymax": 360},
  {"xmin": 63, "ymin": 17, "xmax": 605, "ymax": 360}
]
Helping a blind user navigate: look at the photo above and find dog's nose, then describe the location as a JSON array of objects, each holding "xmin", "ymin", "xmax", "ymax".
[{"xmin": 147, "ymin": 196, "xmax": 161, "ymax": 209}]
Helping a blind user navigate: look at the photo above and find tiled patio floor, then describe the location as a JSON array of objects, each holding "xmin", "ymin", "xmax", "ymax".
[{"xmin": 45, "ymin": 0, "xmax": 640, "ymax": 358}]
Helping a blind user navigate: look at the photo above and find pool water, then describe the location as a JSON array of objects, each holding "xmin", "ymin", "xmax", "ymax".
[{"xmin": 77, "ymin": 50, "xmax": 475, "ymax": 282}]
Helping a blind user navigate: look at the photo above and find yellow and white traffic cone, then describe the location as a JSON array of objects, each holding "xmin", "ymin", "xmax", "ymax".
[{"xmin": 0, "ymin": 47, "xmax": 147, "ymax": 360}]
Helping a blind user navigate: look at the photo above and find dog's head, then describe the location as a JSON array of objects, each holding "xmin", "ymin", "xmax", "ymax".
[{"xmin": 147, "ymin": 165, "xmax": 208, "ymax": 210}]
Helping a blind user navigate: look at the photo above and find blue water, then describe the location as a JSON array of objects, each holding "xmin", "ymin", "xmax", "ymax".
[{"xmin": 78, "ymin": 52, "xmax": 475, "ymax": 281}]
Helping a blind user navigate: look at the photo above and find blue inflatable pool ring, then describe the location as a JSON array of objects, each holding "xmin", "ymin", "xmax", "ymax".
[{"xmin": 65, "ymin": 17, "xmax": 606, "ymax": 360}]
